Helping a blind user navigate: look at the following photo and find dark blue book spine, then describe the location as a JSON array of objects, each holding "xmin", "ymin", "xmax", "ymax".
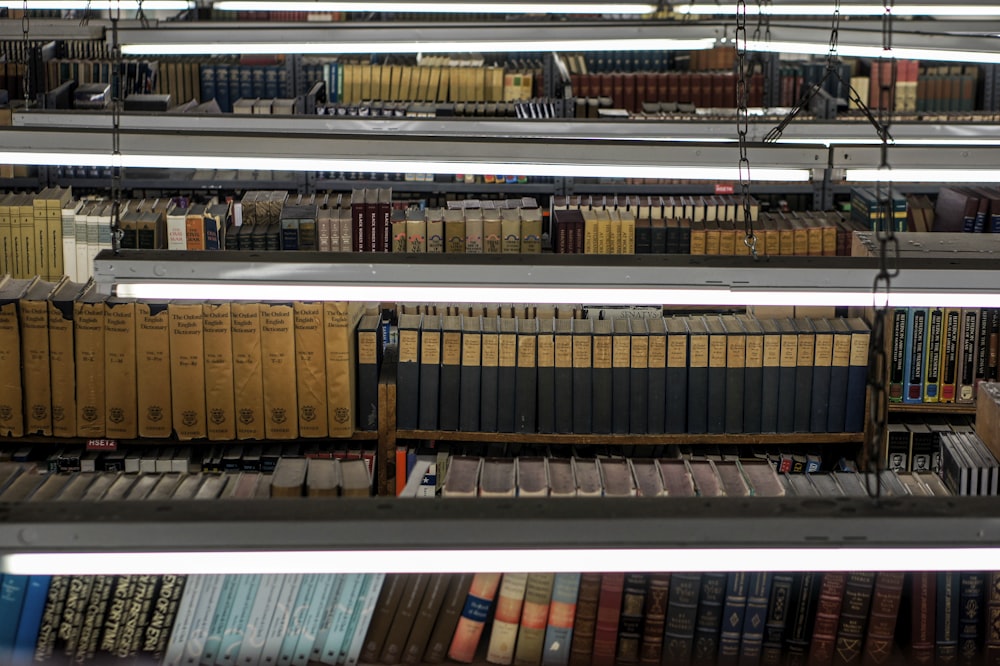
[
  {"xmin": 629, "ymin": 363, "xmax": 648, "ymax": 435},
  {"xmin": 612, "ymin": 364, "xmax": 630, "ymax": 434},
  {"xmin": 717, "ymin": 572, "xmax": 749, "ymax": 666},
  {"xmin": 555, "ymin": 370, "xmax": 573, "ymax": 434},
  {"xmin": 215, "ymin": 64, "xmax": 231, "ymax": 113},
  {"xmin": 809, "ymin": 363, "xmax": 831, "ymax": 433},
  {"xmin": 844, "ymin": 327, "xmax": 870, "ymax": 433},
  {"xmin": 725, "ymin": 362, "xmax": 744, "ymax": 434},
  {"xmin": 515, "ymin": 362, "xmax": 537, "ymax": 434},
  {"xmin": 936, "ymin": 572, "xmax": 960, "ymax": 664},
  {"xmin": 396, "ymin": 329, "xmax": 420, "ymax": 431},
  {"xmin": 11, "ymin": 575, "xmax": 50, "ymax": 666},
  {"xmin": 200, "ymin": 64, "xmax": 216, "ymax": 105},
  {"xmin": 958, "ymin": 572, "xmax": 984, "ymax": 664},
  {"xmin": 827, "ymin": 348, "xmax": 850, "ymax": 433},
  {"xmin": 776, "ymin": 363, "xmax": 796, "ymax": 433},
  {"xmin": 480, "ymin": 364, "xmax": 498, "ymax": 433},
  {"xmin": 497, "ymin": 362, "xmax": 516, "ymax": 433},
  {"xmin": 647, "ymin": 360, "xmax": 666, "ymax": 434},
  {"xmin": 739, "ymin": 572, "xmax": 774, "ymax": 666},
  {"xmin": 663, "ymin": 573, "xmax": 702, "ymax": 665},
  {"xmin": 239, "ymin": 65, "xmax": 254, "ymax": 100},
  {"xmin": 591, "ymin": 362, "xmax": 613, "ymax": 436},
  {"xmin": 793, "ymin": 363, "xmax": 812, "ymax": 433},
  {"xmin": 692, "ymin": 573, "xmax": 727, "ymax": 666},
  {"xmin": 743, "ymin": 362, "xmax": 762, "ymax": 434},
  {"xmin": 460, "ymin": 363, "xmax": 480, "ymax": 432},
  {"xmin": 251, "ymin": 65, "xmax": 266, "ymax": 98},
  {"xmin": 760, "ymin": 573, "xmax": 794, "ymax": 666},
  {"xmin": 228, "ymin": 65, "xmax": 242, "ymax": 109}
]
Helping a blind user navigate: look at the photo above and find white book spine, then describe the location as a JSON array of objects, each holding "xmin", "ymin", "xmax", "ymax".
[
  {"xmin": 343, "ymin": 574, "xmax": 386, "ymax": 666},
  {"xmin": 486, "ymin": 573, "xmax": 529, "ymax": 665},
  {"xmin": 311, "ymin": 574, "xmax": 354, "ymax": 664},
  {"xmin": 167, "ymin": 215, "xmax": 188, "ymax": 250},
  {"xmin": 201, "ymin": 575, "xmax": 242, "ymax": 666},
  {"xmin": 319, "ymin": 573, "xmax": 366, "ymax": 665},
  {"xmin": 237, "ymin": 574, "xmax": 285, "ymax": 666},
  {"xmin": 163, "ymin": 575, "xmax": 207, "ymax": 666},
  {"xmin": 217, "ymin": 574, "xmax": 262, "ymax": 665},
  {"xmin": 277, "ymin": 574, "xmax": 320, "ymax": 666},
  {"xmin": 291, "ymin": 574, "xmax": 342, "ymax": 666},
  {"xmin": 260, "ymin": 573, "xmax": 304, "ymax": 666},
  {"xmin": 186, "ymin": 574, "xmax": 226, "ymax": 666}
]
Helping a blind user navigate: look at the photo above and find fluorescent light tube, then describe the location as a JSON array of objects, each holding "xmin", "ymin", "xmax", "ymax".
[
  {"xmin": 0, "ymin": 0, "xmax": 191, "ymax": 8},
  {"xmin": 846, "ymin": 168, "xmax": 1000, "ymax": 183},
  {"xmin": 111, "ymin": 282, "xmax": 1000, "ymax": 309},
  {"xmin": 675, "ymin": 3, "xmax": 1000, "ymax": 16},
  {"xmin": 7, "ymin": 547, "xmax": 1000, "ymax": 575},
  {"xmin": 213, "ymin": 1, "xmax": 657, "ymax": 13},
  {"xmin": 0, "ymin": 151, "xmax": 810, "ymax": 182},
  {"xmin": 746, "ymin": 39, "xmax": 1000, "ymax": 65},
  {"xmin": 121, "ymin": 37, "xmax": 717, "ymax": 56}
]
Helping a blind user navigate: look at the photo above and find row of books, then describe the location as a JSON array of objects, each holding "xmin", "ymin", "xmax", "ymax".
[
  {"xmin": 5, "ymin": 564, "xmax": 999, "ymax": 666},
  {"xmin": 394, "ymin": 313, "xmax": 871, "ymax": 436},
  {"xmin": 319, "ymin": 98, "xmax": 566, "ymax": 119},
  {"xmin": 849, "ymin": 186, "xmax": 909, "ymax": 233},
  {"xmin": 568, "ymin": 72, "xmax": 764, "ymax": 112},
  {"xmin": 0, "ymin": 187, "xmax": 75, "ymax": 281},
  {"xmin": 561, "ymin": 49, "xmax": 681, "ymax": 75},
  {"xmin": 553, "ymin": 209, "xmax": 865, "ymax": 257},
  {"xmin": 553, "ymin": 195, "xmax": 761, "ymax": 227},
  {"xmin": 882, "ymin": 416, "xmax": 975, "ymax": 474},
  {"xmin": 887, "ymin": 307, "xmax": 999, "ymax": 405},
  {"xmin": 933, "ymin": 186, "xmax": 1000, "ymax": 234},
  {"xmin": 46, "ymin": 58, "xmax": 158, "ymax": 100},
  {"xmin": 0, "ymin": 276, "xmax": 370, "ymax": 441}
]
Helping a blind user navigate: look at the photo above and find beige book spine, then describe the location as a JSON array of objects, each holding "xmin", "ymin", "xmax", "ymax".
[
  {"xmin": 324, "ymin": 301, "xmax": 364, "ymax": 437},
  {"xmin": 260, "ymin": 303, "xmax": 298, "ymax": 439},
  {"xmin": 135, "ymin": 302, "xmax": 172, "ymax": 438},
  {"xmin": 168, "ymin": 302, "xmax": 207, "ymax": 440},
  {"xmin": 231, "ymin": 302, "xmax": 266, "ymax": 440},
  {"xmin": 20, "ymin": 298, "xmax": 52, "ymax": 435},
  {"xmin": 203, "ymin": 302, "xmax": 236, "ymax": 441},
  {"xmin": 0, "ymin": 298, "xmax": 23, "ymax": 436},
  {"xmin": 75, "ymin": 299, "xmax": 106, "ymax": 437},
  {"xmin": 48, "ymin": 299, "xmax": 76, "ymax": 437},
  {"xmin": 104, "ymin": 300, "xmax": 138, "ymax": 439},
  {"xmin": 294, "ymin": 301, "xmax": 328, "ymax": 438}
]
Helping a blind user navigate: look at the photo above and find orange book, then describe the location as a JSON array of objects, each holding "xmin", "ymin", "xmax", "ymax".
[
  {"xmin": 448, "ymin": 573, "xmax": 503, "ymax": 663},
  {"xmin": 185, "ymin": 203, "xmax": 206, "ymax": 250}
]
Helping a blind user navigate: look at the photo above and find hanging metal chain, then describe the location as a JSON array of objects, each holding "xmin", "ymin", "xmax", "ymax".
[
  {"xmin": 21, "ymin": 0, "xmax": 29, "ymax": 108},
  {"xmin": 736, "ymin": 0, "xmax": 757, "ymax": 258},
  {"xmin": 864, "ymin": 0, "xmax": 898, "ymax": 501},
  {"xmin": 110, "ymin": 1, "xmax": 124, "ymax": 254}
]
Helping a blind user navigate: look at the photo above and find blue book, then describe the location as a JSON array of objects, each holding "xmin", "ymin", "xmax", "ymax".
[
  {"xmin": 844, "ymin": 318, "xmax": 871, "ymax": 433},
  {"xmin": 717, "ymin": 572, "xmax": 748, "ymax": 666},
  {"xmin": 201, "ymin": 575, "xmax": 242, "ymax": 666},
  {"xmin": 335, "ymin": 574, "xmax": 375, "ymax": 664},
  {"xmin": 215, "ymin": 64, "xmax": 231, "ymax": 113},
  {"xmin": 11, "ymin": 575, "xmax": 49, "ymax": 666},
  {"xmin": 228, "ymin": 65, "xmax": 241, "ymax": 112},
  {"xmin": 277, "ymin": 573, "xmax": 320, "ymax": 666},
  {"xmin": 738, "ymin": 572, "xmax": 773, "ymax": 665},
  {"xmin": 936, "ymin": 572, "xmax": 960, "ymax": 663},
  {"xmin": 277, "ymin": 65, "xmax": 290, "ymax": 97},
  {"xmin": 344, "ymin": 574, "xmax": 386, "ymax": 666},
  {"xmin": 315, "ymin": 573, "xmax": 363, "ymax": 664},
  {"xmin": 239, "ymin": 66, "xmax": 254, "ymax": 101},
  {"xmin": 541, "ymin": 573, "xmax": 581, "ymax": 666},
  {"xmin": 293, "ymin": 574, "xmax": 343, "ymax": 666},
  {"xmin": 217, "ymin": 574, "xmax": 261, "ymax": 665},
  {"xmin": 265, "ymin": 65, "xmax": 280, "ymax": 99},
  {"xmin": 250, "ymin": 66, "xmax": 266, "ymax": 99},
  {"xmin": 200, "ymin": 64, "xmax": 217, "ymax": 105}
]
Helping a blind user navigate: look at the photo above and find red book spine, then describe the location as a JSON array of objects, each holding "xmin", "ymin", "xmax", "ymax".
[
  {"xmin": 862, "ymin": 571, "xmax": 905, "ymax": 666},
  {"xmin": 591, "ymin": 573, "xmax": 625, "ymax": 666},
  {"xmin": 352, "ymin": 200, "xmax": 365, "ymax": 253},
  {"xmin": 807, "ymin": 572, "xmax": 847, "ymax": 666},
  {"xmin": 910, "ymin": 572, "xmax": 936, "ymax": 664},
  {"xmin": 656, "ymin": 73, "xmax": 667, "ymax": 103}
]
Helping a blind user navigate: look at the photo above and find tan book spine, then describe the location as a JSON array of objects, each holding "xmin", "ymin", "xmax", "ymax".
[
  {"xmin": 75, "ymin": 299, "xmax": 106, "ymax": 437},
  {"xmin": 20, "ymin": 296, "xmax": 52, "ymax": 435},
  {"xmin": 231, "ymin": 302, "xmax": 265, "ymax": 440},
  {"xmin": 0, "ymin": 295, "xmax": 23, "ymax": 436},
  {"xmin": 104, "ymin": 300, "xmax": 138, "ymax": 439},
  {"xmin": 203, "ymin": 302, "xmax": 236, "ymax": 441},
  {"xmin": 487, "ymin": 573, "xmax": 529, "ymax": 665},
  {"xmin": 513, "ymin": 573, "xmax": 556, "ymax": 666},
  {"xmin": 134, "ymin": 302, "xmax": 172, "ymax": 438},
  {"xmin": 294, "ymin": 301, "xmax": 328, "ymax": 437},
  {"xmin": 324, "ymin": 301, "xmax": 364, "ymax": 437},
  {"xmin": 48, "ymin": 297, "xmax": 76, "ymax": 437},
  {"xmin": 168, "ymin": 302, "xmax": 206, "ymax": 440},
  {"xmin": 19, "ymin": 199, "xmax": 35, "ymax": 278},
  {"xmin": 260, "ymin": 303, "xmax": 298, "ymax": 439},
  {"xmin": 32, "ymin": 197, "xmax": 48, "ymax": 280}
]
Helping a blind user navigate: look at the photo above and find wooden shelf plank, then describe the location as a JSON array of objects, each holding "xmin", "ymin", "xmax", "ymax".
[
  {"xmin": 0, "ymin": 431, "xmax": 379, "ymax": 446},
  {"xmin": 396, "ymin": 430, "xmax": 865, "ymax": 445},
  {"xmin": 888, "ymin": 404, "xmax": 977, "ymax": 415}
]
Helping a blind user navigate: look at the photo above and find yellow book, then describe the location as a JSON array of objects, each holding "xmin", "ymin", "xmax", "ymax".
[
  {"xmin": 203, "ymin": 302, "xmax": 236, "ymax": 441},
  {"xmin": 293, "ymin": 300, "xmax": 328, "ymax": 438},
  {"xmin": 104, "ymin": 297, "xmax": 138, "ymax": 440},
  {"xmin": 260, "ymin": 302, "xmax": 299, "ymax": 439},
  {"xmin": 619, "ymin": 210, "xmax": 636, "ymax": 255}
]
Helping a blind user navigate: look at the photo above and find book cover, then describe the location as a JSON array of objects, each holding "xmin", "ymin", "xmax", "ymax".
[
  {"xmin": 541, "ymin": 573, "xmax": 581, "ymax": 666},
  {"xmin": 775, "ymin": 318, "xmax": 799, "ymax": 433},
  {"xmin": 807, "ymin": 572, "xmax": 847, "ymax": 666},
  {"xmin": 739, "ymin": 572, "xmax": 773, "ymax": 665},
  {"xmin": 513, "ymin": 572, "xmax": 555, "ymax": 666},
  {"xmin": 760, "ymin": 573, "xmax": 794, "ymax": 666},
  {"xmin": 717, "ymin": 572, "xmax": 749, "ymax": 666},
  {"xmin": 590, "ymin": 319, "xmax": 613, "ymax": 435},
  {"xmin": 480, "ymin": 316, "xmax": 499, "ymax": 433},
  {"xmin": 572, "ymin": 318, "xmax": 593, "ymax": 435},
  {"xmin": 396, "ymin": 313, "xmax": 422, "ymax": 431},
  {"xmin": 460, "ymin": 316, "xmax": 483, "ymax": 432},
  {"xmin": 515, "ymin": 318, "xmax": 538, "ymax": 434},
  {"xmin": 832, "ymin": 571, "xmax": 875, "ymax": 665},
  {"xmin": 202, "ymin": 302, "xmax": 236, "ymax": 441},
  {"xmin": 75, "ymin": 284, "xmax": 108, "ymax": 438},
  {"xmin": 940, "ymin": 307, "xmax": 961, "ymax": 403},
  {"xmin": 382, "ymin": 574, "xmax": 431, "ymax": 664},
  {"xmin": 448, "ymin": 573, "xmax": 502, "ymax": 664},
  {"xmin": 791, "ymin": 318, "xmax": 816, "ymax": 433},
  {"xmin": 424, "ymin": 573, "xmax": 475, "ymax": 664},
  {"xmin": 705, "ymin": 316, "xmax": 727, "ymax": 434},
  {"xmin": 292, "ymin": 301, "xmax": 328, "ymax": 438},
  {"xmin": 958, "ymin": 309, "xmax": 980, "ymax": 404},
  {"xmin": 355, "ymin": 314, "xmax": 382, "ymax": 433},
  {"xmin": 611, "ymin": 318, "xmax": 631, "ymax": 434},
  {"xmin": 904, "ymin": 307, "xmax": 927, "ymax": 404},
  {"xmin": 47, "ymin": 280, "xmax": 86, "ymax": 438},
  {"xmin": 888, "ymin": 308, "xmax": 907, "ymax": 402},
  {"xmin": 844, "ymin": 318, "xmax": 871, "ymax": 433},
  {"xmin": 613, "ymin": 573, "xmax": 646, "ymax": 666},
  {"xmin": 923, "ymin": 307, "xmax": 944, "ymax": 402},
  {"xmin": 496, "ymin": 317, "xmax": 518, "ymax": 433},
  {"xmin": 401, "ymin": 574, "xmax": 452, "ymax": 665},
  {"xmin": 553, "ymin": 319, "xmax": 574, "ymax": 434},
  {"xmin": 590, "ymin": 573, "xmax": 624, "ymax": 666},
  {"xmin": 861, "ymin": 571, "xmax": 904, "ymax": 666},
  {"xmin": 691, "ymin": 572, "xmax": 726, "ymax": 666},
  {"xmin": 104, "ymin": 297, "xmax": 138, "ymax": 440},
  {"xmin": 535, "ymin": 319, "xmax": 555, "ymax": 434},
  {"xmin": 662, "ymin": 571, "xmax": 701, "ymax": 664},
  {"xmin": 721, "ymin": 315, "xmax": 746, "ymax": 434},
  {"xmin": 809, "ymin": 318, "xmax": 834, "ymax": 433},
  {"xmin": 18, "ymin": 279, "xmax": 58, "ymax": 436},
  {"xmin": 231, "ymin": 302, "xmax": 266, "ymax": 441},
  {"xmin": 419, "ymin": 315, "xmax": 442, "ymax": 431},
  {"xmin": 260, "ymin": 302, "xmax": 298, "ymax": 439},
  {"xmin": 645, "ymin": 317, "xmax": 667, "ymax": 434},
  {"xmin": 569, "ymin": 574, "xmax": 602, "ymax": 666}
]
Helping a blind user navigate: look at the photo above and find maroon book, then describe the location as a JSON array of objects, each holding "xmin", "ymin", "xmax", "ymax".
[
  {"xmin": 807, "ymin": 572, "xmax": 848, "ymax": 666},
  {"xmin": 591, "ymin": 573, "xmax": 625, "ymax": 666},
  {"xmin": 862, "ymin": 571, "xmax": 905, "ymax": 666}
]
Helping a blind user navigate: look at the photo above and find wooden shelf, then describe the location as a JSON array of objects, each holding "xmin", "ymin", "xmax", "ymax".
[
  {"xmin": 0, "ymin": 431, "xmax": 379, "ymax": 446},
  {"xmin": 888, "ymin": 403, "xmax": 977, "ymax": 415},
  {"xmin": 396, "ymin": 430, "xmax": 865, "ymax": 445}
]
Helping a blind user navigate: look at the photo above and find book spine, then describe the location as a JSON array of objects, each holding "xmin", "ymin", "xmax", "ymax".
[
  {"xmin": 776, "ymin": 329, "xmax": 798, "ymax": 433},
  {"xmin": 488, "ymin": 573, "xmax": 530, "ymax": 665},
  {"xmin": 958, "ymin": 309, "xmax": 979, "ymax": 404},
  {"xmin": 743, "ymin": 328, "xmax": 763, "ymax": 434},
  {"xmin": 910, "ymin": 571, "xmax": 937, "ymax": 664},
  {"xmin": 760, "ymin": 330, "xmax": 780, "ymax": 433},
  {"xmin": 419, "ymin": 323, "xmax": 442, "ymax": 431},
  {"xmin": 536, "ymin": 329, "xmax": 555, "ymax": 434},
  {"xmin": 810, "ymin": 329, "xmax": 833, "ymax": 433},
  {"xmin": 827, "ymin": 328, "xmax": 851, "ymax": 432},
  {"xmin": 572, "ymin": 329, "xmax": 593, "ymax": 435},
  {"xmin": 646, "ymin": 330, "xmax": 667, "ymax": 434},
  {"xmin": 515, "ymin": 329, "xmax": 537, "ymax": 434},
  {"xmin": 717, "ymin": 572, "xmax": 748, "ymax": 666},
  {"xmin": 724, "ymin": 328, "xmax": 746, "ymax": 434},
  {"xmin": 591, "ymin": 328, "xmax": 613, "ymax": 435},
  {"xmin": 497, "ymin": 326, "xmax": 517, "ymax": 433},
  {"xmin": 11, "ymin": 575, "xmax": 50, "ymax": 666},
  {"xmin": 707, "ymin": 327, "xmax": 727, "ymax": 434},
  {"xmin": 629, "ymin": 331, "xmax": 648, "ymax": 434},
  {"xmin": 514, "ymin": 572, "xmax": 556, "ymax": 666},
  {"xmin": 480, "ymin": 328, "xmax": 499, "ymax": 433},
  {"xmin": 888, "ymin": 308, "xmax": 908, "ymax": 402},
  {"xmin": 635, "ymin": 574, "xmax": 669, "ymax": 665},
  {"xmin": 845, "ymin": 322, "xmax": 871, "ymax": 433},
  {"xmin": 541, "ymin": 573, "xmax": 581, "ymax": 666},
  {"xmin": 686, "ymin": 330, "xmax": 708, "ymax": 434},
  {"xmin": 74, "ymin": 301, "xmax": 105, "ymax": 438},
  {"xmin": 793, "ymin": 327, "xmax": 815, "ymax": 432},
  {"xmin": 260, "ymin": 304, "xmax": 298, "ymax": 439},
  {"xmin": 832, "ymin": 571, "xmax": 876, "ymax": 665},
  {"xmin": 611, "ymin": 329, "xmax": 631, "ymax": 434},
  {"xmin": 806, "ymin": 572, "xmax": 847, "ymax": 666},
  {"xmin": 439, "ymin": 327, "xmax": 462, "ymax": 431},
  {"xmin": 460, "ymin": 329, "xmax": 482, "ymax": 432},
  {"xmin": 614, "ymin": 573, "xmax": 647, "ymax": 666},
  {"xmin": 760, "ymin": 573, "xmax": 794, "ymax": 666},
  {"xmin": 861, "ymin": 571, "xmax": 904, "ymax": 666},
  {"xmin": 361, "ymin": 573, "xmax": 407, "ymax": 664},
  {"xmin": 554, "ymin": 332, "xmax": 573, "ymax": 434},
  {"xmin": 590, "ymin": 573, "xmax": 625, "ymax": 666},
  {"xmin": 345, "ymin": 574, "xmax": 387, "ymax": 666},
  {"xmin": 959, "ymin": 572, "xmax": 985, "ymax": 664},
  {"xmin": 666, "ymin": 572, "xmax": 703, "ymax": 665},
  {"xmin": 448, "ymin": 573, "xmax": 503, "ymax": 664},
  {"xmin": 940, "ymin": 308, "xmax": 961, "ymax": 402},
  {"xmin": 424, "ymin": 573, "xmax": 475, "ymax": 664},
  {"xmin": 924, "ymin": 307, "xmax": 944, "ymax": 402},
  {"xmin": 935, "ymin": 572, "xmax": 960, "ymax": 665},
  {"xmin": 784, "ymin": 573, "xmax": 819, "ymax": 666},
  {"xmin": 738, "ymin": 572, "xmax": 772, "ymax": 665},
  {"xmin": 142, "ymin": 574, "xmax": 186, "ymax": 661},
  {"xmin": 401, "ymin": 574, "xmax": 452, "ymax": 665},
  {"xmin": 322, "ymin": 573, "xmax": 370, "ymax": 665},
  {"xmin": 568, "ymin": 574, "xmax": 602, "ymax": 666},
  {"xmin": 19, "ymin": 298, "xmax": 51, "ymax": 436},
  {"xmin": 382, "ymin": 574, "xmax": 431, "ymax": 664},
  {"xmin": 691, "ymin": 572, "xmax": 727, "ymax": 666},
  {"xmin": 904, "ymin": 308, "xmax": 927, "ymax": 404}
]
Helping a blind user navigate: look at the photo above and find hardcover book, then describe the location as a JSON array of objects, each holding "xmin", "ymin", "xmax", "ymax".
[
  {"xmin": 541, "ymin": 573, "xmax": 581, "ymax": 666},
  {"xmin": 47, "ymin": 280, "xmax": 87, "ymax": 438},
  {"xmin": 515, "ymin": 318, "xmax": 538, "ymax": 434},
  {"xmin": 535, "ymin": 319, "xmax": 555, "ymax": 434},
  {"xmin": 439, "ymin": 315, "xmax": 463, "ymax": 431},
  {"xmin": 775, "ymin": 318, "xmax": 799, "ymax": 433},
  {"xmin": 809, "ymin": 318, "xmax": 834, "ymax": 433},
  {"xmin": 572, "ymin": 318, "xmax": 593, "ymax": 434},
  {"xmin": 231, "ymin": 302, "xmax": 266, "ymax": 441},
  {"xmin": 460, "ymin": 316, "xmax": 483, "ymax": 432},
  {"xmin": 203, "ymin": 302, "xmax": 236, "ymax": 441},
  {"xmin": 705, "ymin": 316, "xmax": 728, "ymax": 434},
  {"xmin": 554, "ymin": 319, "xmax": 574, "ymax": 434},
  {"xmin": 293, "ymin": 301, "xmax": 328, "ymax": 438},
  {"xmin": 611, "ymin": 318, "xmax": 631, "ymax": 434},
  {"xmin": 480, "ymin": 316, "xmax": 500, "ymax": 433},
  {"xmin": 497, "ymin": 317, "xmax": 518, "ymax": 433},
  {"xmin": 665, "ymin": 572, "xmax": 703, "ymax": 665},
  {"xmin": 18, "ymin": 279, "xmax": 58, "ymax": 436},
  {"xmin": 75, "ymin": 284, "xmax": 109, "ymax": 438},
  {"xmin": 397, "ymin": 313, "xmax": 422, "ymax": 431},
  {"xmin": 104, "ymin": 296, "xmax": 138, "ymax": 440},
  {"xmin": 685, "ymin": 317, "xmax": 708, "ymax": 434},
  {"xmin": 645, "ymin": 317, "xmax": 667, "ymax": 434},
  {"xmin": 591, "ymin": 319, "xmax": 613, "ymax": 435},
  {"xmin": 260, "ymin": 302, "xmax": 299, "ymax": 439}
]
